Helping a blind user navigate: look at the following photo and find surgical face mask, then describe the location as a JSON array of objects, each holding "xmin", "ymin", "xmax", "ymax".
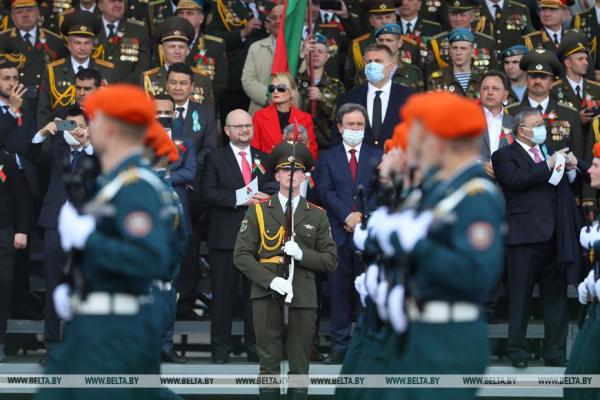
[
  {"xmin": 342, "ymin": 129, "xmax": 365, "ymax": 146},
  {"xmin": 63, "ymin": 130, "xmax": 80, "ymax": 147},
  {"xmin": 524, "ymin": 125, "xmax": 547, "ymax": 144},
  {"xmin": 365, "ymin": 62, "xmax": 386, "ymax": 83}
]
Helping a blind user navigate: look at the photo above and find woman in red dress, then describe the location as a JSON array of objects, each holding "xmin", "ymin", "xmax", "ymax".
[{"xmin": 251, "ymin": 72, "xmax": 318, "ymax": 158}]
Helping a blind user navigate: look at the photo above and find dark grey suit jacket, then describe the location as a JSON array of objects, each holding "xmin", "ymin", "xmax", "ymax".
[{"xmin": 480, "ymin": 111, "xmax": 515, "ymax": 162}]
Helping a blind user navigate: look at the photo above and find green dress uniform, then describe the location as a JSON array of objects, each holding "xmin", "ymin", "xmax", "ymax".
[
  {"xmin": 523, "ymin": 28, "xmax": 577, "ymax": 54},
  {"xmin": 297, "ymin": 70, "xmax": 345, "ymax": 151},
  {"xmin": 142, "ymin": 64, "xmax": 214, "ymax": 105},
  {"xmin": 472, "ymin": 0, "xmax": 533, "ymax": 52},
  {"xmin": 185, "ymin": 33, "xmax": 228, "ymax": 101},
  {"xmin": 426, "ymin": 30, "xmax": 498, "ymax": 76},
  {"xmin": 233, "ymin": 142, "xmax": 337, "ymax": 400},
  {"xmin": 551, "ymin": 79, "xmax": 600, "ymax": 115},
  {"xmin": 571, "ymin": 8, "xmax": 600, "ymax": 66},
  {"xmin": 148, "ymin": 0, "xmax": 176, "ymax": 38},
  {"xmin": 403, "ymin": 17, "xmax": 442, "ymax": 41},
  {"xmin": 39, "ymin": 0, "xmax": 74, "ymax": 35},
  {"xmin": 92, "ymin": 18, "xmax": 152, "ymax": 84},
  {"xmin": 427, "ymin": 66, "xmax": 484, "ymax": 98},
  {"xmin": 419, "ymin": 0, "xmax": 450, "ymax": 31},
  {"xmin": 124, "ymin": 0, "xmax": 151, "ymax": 26},
  {"xmin": 35, "ymin": 153, "xmax": 174, "ymax": 400}
]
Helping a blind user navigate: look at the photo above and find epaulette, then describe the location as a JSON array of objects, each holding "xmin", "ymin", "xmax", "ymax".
[
  {"xmin": 430, "ymin": 70, "xmax": 442, "ymax": 78},
  {"xmin": 474, "ymin": 31, "xmax": 494, "ymax": 41},
  {"xmin": 0, "ymin": 27, "xmax": 13, "ymax": 36},
  {"xmin": 191, "ymin": 66, "xmax": 204, "ymax": 74},
  {"xmin": 508, "ymin": 0, "xmax": 528, "ymax": 8},
  {"xmin": 551, "ymin": 79, "xmax": 563, "ymax": 87},
  {"xmin": 144, "ymin": 67, "xmax": 160, "ymax": 76},
  {"xmin": 423, "ymin": 19, "xmax": 441, "ymax": 26},
  {"xmin": 587, "ymin": 79, "xmax": 600, "ymax": 87},
  {"xmin": 41, "ymin": 28, "xmax": 62, "ymax": 39},
  {"xmin": 401, "ymin": 35, "xmax": 417, "ymax": 45},
  {"xmin": 522, "ymin": 31, "xmax": 540, "ymax": 38},
  {"xmin": 126, "ymin": 17, "xmax": 145, "ymax": 26},
  {"xmin": 204, "ymin": 34, "xmax": 224, "ymax": 43},
  {"xmin": 505, "ymin": 102, "xmax": 520, "ymax": 110},
  {"xmin": 47, "ymin": 58, "xmax": 65, "ymax": 68},
  {"xmin": 308, "ymin": 201, "xmax": 324, "ymax": 211},
  {"xmin": 95, "ymin": 59, "xmax": 114, "ymax": 68},
  {"xmin": 149, "ymin": 0, "xmax": 166, "ymax": 5},
  {"xmin": 431, "ymin": 30, "xmax": 449, "ymax": 40},
  {"xmin": 353, "ymin": 32, "xmax": 370, "ymax": 43},
  {"xmin": 558, "ymin": 103, "xmax": 578, "ymax": 112}
]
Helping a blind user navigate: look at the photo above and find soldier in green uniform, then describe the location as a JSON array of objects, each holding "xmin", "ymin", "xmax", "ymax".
[
  {"xmin": 234, "ymin": 142, "xmax": 337, "ymax": 400},
  {"xmin": 38, "ymin": 0, "xmax": 74, "ymax": 34},
  {"xmin": 571, "ymin": 0, "xmax": 600, "ymax": 79},
  {"xmin": 370, "ymin": 23, "xmax": 424, "ymax": 91},
  {"xmin": 177, "ymin": 0, "xmax": 228, "ymax": 102},
  {"xmin": 426, "ymin": 0, "xmax": 497, "ymax": 77},
  {"xmin": 35, "ymin": 85, "xmax": 173, "ymax": 400},
  {"xmin": 419, "ymin": 0, "xmax": 449, "ymax": 31},
  {"xmin": 522, "ymin": 0, "xmax": 573, "ymax": 53},
  {"xmin": 473, "ymin": 0, "xmax": 533, "ymax": 52},
  {"xmin": 0, "ymin": 0, "xmax": 66, "ymax": 110},
  {"xmin": 505, "ymin": 49, "xmax": 589, "ymax": 183},
  {"xmin": 397, "ymin": 0, "xmax": 442, "ymax": 39},
  {"xmin": 501, "ymin": 44, "xmax": 529, "ymax": 102},
  {"xmin": 37, "ymin": 10, "xmax": 115, "ymax": 128},
  {"xmin": 143, "ymin": 16, "xmax": 214, "ymax": 105},
  {"xmin": 427, "ymin": 28, "xmax": 484, "ymax": 98},
  {"xmin": 147, "ymin": 0, "xmax": 176, "ymax": 38},
  {"xmin": 91, "ymin": 0, "xmax": 151, "ymax": 84},
  {"xmin": 375, "ymin": 91, "xmax": 504, "ymax": 400},
  {"xmin": 297, "ymin": 32, "xmax": 345, "ymax": 152}
]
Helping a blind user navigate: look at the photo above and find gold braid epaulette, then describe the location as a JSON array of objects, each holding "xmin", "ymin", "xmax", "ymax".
[
  {"xmin": 352, "ymin": 39, "xmax": 365, "ymax": 71},
  {"xmin": 593, "ymin": 117, "xmax": 600, "ymax": 144},
  {"xmin": 143, "ymin": 73, "xmax": 157, "ymax": 95},
  {"xmin": 3, "ymin": 53, "xmax": 26, "ymax": 69},
  {"xmin": 217, "ymin": 0, "xmax": 247, "ymax": 31},
  {"xmin": 92, "ymin": 44, "xmax": 105, "ymax": 60},
  {"xmin": 255, "ymin": 203, "xmax": 285, "ymax": 253},
  {"xmin": 430, "ymin": 38, "xmax": 448, "ymax": 69},
  {"xmin": 48, "ymin": 65, "xmax": 75, "ymax": 109},
  {"xmin": 0, "ymin": 16, "xmax": 7, "ymax": 31}
]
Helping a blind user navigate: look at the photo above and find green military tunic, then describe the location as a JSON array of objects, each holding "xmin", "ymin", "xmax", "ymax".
[
  {"xmin": 427, "ymin": 66, "xmax": 484, "ymax": 98},
  {"xmin": 185, "ymin": 33, "xmax": 228, "ymax": 101},
  {"xmin": 39, "ymin": 1, "xmax": 76, "ymax": 35},
  {"xmin": 142, "ymin": 65, "xmax": 214, "ymax": 105},
  {"xmin": 148, "ymin": 0, "xmax": 176, "ymax": 38},
  {"xmin": 426, "ymin": 30, "xmax": 498, "ymax": 76},
  {"xmin": 124, "ymin": 0, "xmax": 151, "ymax": 26},
  {"xmin": 92, "ymin": 18, "xmax": 151, "ymax": 84},
  {"xmin": 297, "ymin": 71, "xmax": 345, "ymax": 151},
  {"xmin": 571, "ymin": 9, "xmax": 600, "ymax": 66},
  {"xmin": 403, "ymin": 17, "xmax": 443, "ymax": 41},
  {"xmin": 420, "ymin": 0, "xmax": 450, "ymax": 31},
  {"xmin": 37, "ymin": 57, "xmax": 116, "ymax": 128},
  {"xmin": 523, "ymin": 28, "xmax": 576, "ymax": 54},
  {"xmin": 472, "ymin": 0, "xmax": 533, "ymax": 52},
  {"xmin": 551, "ymin": 78, "xmax": 600, "ymax": 114}
]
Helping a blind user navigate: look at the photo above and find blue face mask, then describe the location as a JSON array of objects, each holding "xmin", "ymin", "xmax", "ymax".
[
  {"xmin": 526, "ymin": 125, "xmax": 547, "ymax": 144},
  {"xmin": 365, "ymin": 62, "xmax": 386, "ymax": 83}
]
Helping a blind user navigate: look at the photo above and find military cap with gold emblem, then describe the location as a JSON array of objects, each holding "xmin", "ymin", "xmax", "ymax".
[
  {"xmin": 60, "ymin": 10, "xmax": 102, "ymax": 38},
  {"xmin": 556, "ymin": 30, "xmax": 590, "ymax": 62},
  {"xmin": 10, "ymin": 0, "xmax": 42, "ymax": 8},
  {"xmin": 500, "ymin": 45, "xmax": 529, "ymax": 60},
  {"xmin": 176, "ymin": 0, "xmax": 205, "ymax": 12},
  {"xmin": 519, "ymin": 48, "xmax": 562, "ymax": 76},
  {"xmin": 269, "ymin": 142, "xmax": 314, "ymax": 173},
  {"xmin": 374, "ymin": 23, "xmax": 402, "ymax": 38},
  {"xmin": 447, "ymin": 27, "xmax": 475, "ymax": 43},
  {"xmin": 156, "ymin": 16, "xmax": 195, "ymax": 44},
  {"xmin": 366, "ymin": 0, "xmax": 399, "ymax": 14},
  {"xmin": 447, "ymin": 0, "xmax": 477, "ymax": 12},
  {"xmin": 539, "ymin": 0, "xmax": 573, "ymax": 8}
]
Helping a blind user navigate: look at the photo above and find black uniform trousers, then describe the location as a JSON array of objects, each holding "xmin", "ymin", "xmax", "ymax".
[
  {"xmin": 506, "ymin": 234, "xmax": 568, "ymax": 363},
  {"xmin": 42, "ymin": 228, "xmax": 67, "ymax": 347},
  {"xmin": 0, "ymin": 226, "xmax": 15, "ymax": 344}
]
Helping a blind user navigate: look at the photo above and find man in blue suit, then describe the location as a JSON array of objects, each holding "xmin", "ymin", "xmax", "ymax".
[
  {"xmin": 317, "ymin": 103, "xmax": 382, "ymax": 364},
  {"xmin": 331, "ymin": 43, "xmax": 415, "ymax": 149}
]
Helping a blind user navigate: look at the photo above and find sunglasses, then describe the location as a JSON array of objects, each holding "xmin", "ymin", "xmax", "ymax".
[{"xmin": 268, "ymin": 84, "xmax": 288, "ymax": 93}]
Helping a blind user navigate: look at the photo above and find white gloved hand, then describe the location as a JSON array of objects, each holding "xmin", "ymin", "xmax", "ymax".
[
  {"xmin": 283, "ymin": 240, "xmax": 303, "ymax": 261},
  {"xmin": 584, "ymin": 269, "xmax": 596, "ymax": 296},
  {"xmin": 374, "ymin": 211, "xmax": 413, "ymax": 257},
  {"xmin": 353, "ymin": 224, "xmax": 368, "ymax": 251},
  {"xmin": 397, "ymin": 210, "xmax": 434, "ymax": 252},
  {"xmin": 578, "ymin": 281, "xmax": 589, "ymax": 305},
  {"xmin": 367, "ymin": 207, "xmax": 389, "ymax": 229},
  {"xmin": 354, "ymin": 273, "xmax": 367, "ymax": 307},
  {"xmin": 388, "ymin": 284, "xmax": 408, "ymax": 333},
  {"xmin": 365, "ymin": 264, "xmax": 379, "ymax": 298},
  {"xmin": 53, "ymin": 283, "xmax": 73, "ymax": 321},
  {"xmin": 595, "ymin": 279, "xmax": 600, "ymax": 301},
  {"xmin": 580, "ymin": 225, "xmax": 594, "ymax": 249},
  {"xmin": 269, "ymin": 277, "xmax": 292, "ymax": 295},
  {"xmin": 375, "ymin": 280, "xmax": 390, "ymax": 321},
  {"xmin": 58, "ymin": 202, "xmax": 96, "ymax": 251}
]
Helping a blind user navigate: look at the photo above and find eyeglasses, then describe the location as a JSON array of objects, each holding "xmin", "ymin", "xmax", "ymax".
[
  {"xmin": 226, "ymin": 124, "xmax": 253, "ymax": 130},
  {"xmin": 268, "ymin": 84, "xmax": 288, "ymax": 93}
]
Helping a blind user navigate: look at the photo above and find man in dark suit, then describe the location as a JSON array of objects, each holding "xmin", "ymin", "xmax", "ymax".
[
  {"xmin": 28, "ymin": 106, "xmax": 100, "ymax": 355},
  {"xmin": 492, "ymin": 107, "xmax": 583, "ymax": 368},
  {"xmin": 317, "ymin": 103, "xmax": 382, "ymax": 364},
  {"xmin": 331, "ymin": 43, "xmax": 414, "ymax": 148},
  {"xmin": 200, "ymin": 109, "xmax": 273, "ymax": 364}
]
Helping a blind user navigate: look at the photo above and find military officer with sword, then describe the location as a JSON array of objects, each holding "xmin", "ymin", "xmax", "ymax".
[{"xmin": 234, "ymin": 141, "xmax": 337, "ymax": 400}]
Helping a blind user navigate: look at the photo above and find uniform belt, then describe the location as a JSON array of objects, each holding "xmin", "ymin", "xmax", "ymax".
[
  {"xmin": 152, "ymin": 280, "xmax": 173, "ymax": 291},
  {"xmin": 258, "ymin": 255, "xmax": 285, "ymax": 264},
  {"xmin": 71, "ymin": 292, "xmax": 145, "ymax": 316},
  {"xmin": 407, "ymin": 300, "xmax": 479, "ymax": 323}
]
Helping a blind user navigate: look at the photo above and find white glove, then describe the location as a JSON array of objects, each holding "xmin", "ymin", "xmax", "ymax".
[
  {"xmin": 580, "ymin": 226, "xmax": 594, "ymax": 249},
  {"xmin": 354, "ymin": 273, "xmax": 367, "ymax": 307},
  {"xmin": 396, "ymin": 210, "xmax": 434, "ymax": 252},
  {"xmin": 53, "ymin": 283, "xmax": 73, "ymax": 321},
  {"xmin": 353, "ymin": 224, "xmax": 368, "ymax": 251},
  {"xmin": 584, "ymin": 269, "xmax": 596, "ymax": 296},
  {"xmin": 269, "ymin": 277, "xmax": 292, "ymax": 295},
  {"xmin": 283, "ymin": 240, "xmax": 303, "ymax": 261},
  {"xmin": 595, "ymin": 279, "xmax": 600, "ymax": 301},
  {"xmin": 365, "ymin": 264, "xmax": 379, "ymax": 298},
  {"xmin": 374, "ymin": 211, "xmax": 411, "ymax": 257},
  {"xmin": 578, "ymin": 281, "xmax": 589, "ymax": 305},
  {"xmin": 58, "ymin": 202, "xmax": 96, "ymax": 251},
  {"xmin": 367, "ymin": 206, "xmax": 389, "ymax": 230},
  {"xmin": 375, "ymin": 280, "xmax": 390, "ymax": 321},
  {"xmin": 388, "ymin": 284, "xmax": 408, "ymax": 333}
]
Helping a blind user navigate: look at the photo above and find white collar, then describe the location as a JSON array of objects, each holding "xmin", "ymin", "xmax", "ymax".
[
  {"xmin": 544, "ymin": 26, "xmax": 562, "ymax": 36},
  {"xmin": 175, "ymin": 99, "xmax": 190, "ymax": 113},
  {"xmin": 80, "ymin": 3, "xmax": 96, "ymax": 12},
  {"xmin": 102, "ymin": 17, "xmax": 120, "ymax": 30},
  {"xmin": 486, "ymin": 0, "xmax": 505, "ymax": 9},
  {"xmin": 484, "ymin": 107, "xmax": 504, "ymax": 119},
  {"xmin": 367, "ymin": 79, "xmax": 392, "ymax": 95},
  {"xmin": 19, "ymin": 26, "xmax": 37, "ymax": 38},
  {"xmin": 71, "ymin": 57, "xmax": 90, "ymax": 71},
  {"xmin": 343, "ymin": 142, "xmax": 363, "ymax": 154},
  {"xmin": 566, "ymin": 75, "xmax": 584, "ymax": 88},
  {"xmin": 516, "ymin": 138, "xmax": 541, "ymax": 154},
  {"xmin": 230, "ymin": 142, "xmax": 251, "ymax": 156},
  {"xmin": 528, "ymin": 96, "xmax": 550, "ymax": 111},
  {"xmin": 277, "ymin": 192, "xmax": 301, "ymax": 213},
  {"xmin": 401, "ymin": 16, "xmax": 418, "ymax": 27}
]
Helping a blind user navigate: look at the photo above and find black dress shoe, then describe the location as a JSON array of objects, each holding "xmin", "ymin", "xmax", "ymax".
[
  {"xmin": 511, "ymin": 359, "xmax": 528, "ymax": 369},
  {"xmin": 161, "ymin": 349, "xmax": 187, "ymax": 364},
  {"xmin": 323, "ymin": 351, "xmax": 346, "ymax": 364}
]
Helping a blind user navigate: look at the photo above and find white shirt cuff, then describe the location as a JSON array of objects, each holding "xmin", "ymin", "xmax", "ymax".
[
  {"xmin": 32, "ymin": 131, "xmax": 47, "ymax": 143},
  {"xmin": 567, "ymin": 168, "xmax": 577, "ymax": 183},
  {"xmin": 82, "ymin": 144, "xmax": 94, "ymax": 155}
]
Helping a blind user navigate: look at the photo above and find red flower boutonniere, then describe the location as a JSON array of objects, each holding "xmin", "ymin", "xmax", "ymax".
[{"xmin": 175, "ymin": 141, "xmax": 187, "ymax": 153}]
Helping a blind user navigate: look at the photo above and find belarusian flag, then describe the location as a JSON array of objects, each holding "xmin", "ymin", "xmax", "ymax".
[{"xmin": 271, "ymin": 0, "xmax": 307, "ymax": 77}]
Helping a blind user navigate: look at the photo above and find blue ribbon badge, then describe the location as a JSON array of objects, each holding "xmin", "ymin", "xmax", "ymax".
[{"xmin": 192, "ymin": 110, "xmax": 201, "ymax": 133}]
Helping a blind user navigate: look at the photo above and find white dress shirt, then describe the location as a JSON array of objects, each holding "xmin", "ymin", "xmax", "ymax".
[
  {"xmin": 71, "ymin": 57, "xmax": 90, "ymax": 75},
  {"xmin": 484, "ymin": 107, "xmax": 503, "ymax": 155},
  {"xmin": 20, "ymin": 27, "xmax": 37, "ymax": 45},
  {"xmin": 528, "ymin": 96, "xmax": 550, "ymax": 113},
  {"xmin": 566, "ymin": 75, "xmax": 584, "ymax": 96},
  {"xmin": 596, "ymin": 6, "xmax": 600, "ymax": 24},
  {"xmin": 401, "ymin": 16, "xmax": 418, "ymax": 33},
  {"xmin": 102, "ymin": 17, "xmax": 120, "ymax": 37},
  {"xmin": 230, "ymin": 142, "xmax": 252, "ymax": 173},
  {"xmin": 80, "ymin": 3, "xmax": 96, "ymax": 12},
  {"xmin": 544, "ymin": 27, "xmax": 562, "ymax": 43},
  {"xmin": 174, "ymin": 99, "xmax": 190, "ymax": 120},
  {"xmin": 367, "ymin": 79, "xmax": 392, "ymax": 128},
  {"xmin": 0, "ymin": 99, "xmax": 18, "ymax": 119},
  {"xmin": 343, "ymin": 142, "xmax": 362, "ymax": 163},
  {"xmin": 278, "ymin": 192, "xmax": 300, "ymax": 214},
  {"xmin": 320, "ymin": 10, "xmax": 334, "ymax": 23},
  {"xmin": 485, "ymin": 0, "xmax": 505, "ymax": 16}
]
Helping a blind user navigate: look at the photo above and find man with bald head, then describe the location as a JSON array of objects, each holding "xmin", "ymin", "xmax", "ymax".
[{"xmin": 200, "ymin": 109, "xmax": 274, "ymax": 363}]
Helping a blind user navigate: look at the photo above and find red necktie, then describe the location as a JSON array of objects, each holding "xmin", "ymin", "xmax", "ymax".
[
  {"xmin": 349, "ymin": 149, "xmax": 358, "ymax": 182},
  {"xmin": 240, "ymin": 151, "xmax": 252, "ymax": 185}
]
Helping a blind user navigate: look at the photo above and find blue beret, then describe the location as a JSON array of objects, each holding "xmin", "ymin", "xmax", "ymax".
[
  {"xmin": 314, "ymin": 32, "xmax": 328, "ymax": 46},
  {"xmin": 500, "ymin": 45, "xmax": 529, "ymax": 59},
  {"xmin": 447, "ymin": 28, "xmax": 475, "ymax": 43},
  {"xmin": 374, "ymin": 23, "xmax": 402, "ymax": 38}
]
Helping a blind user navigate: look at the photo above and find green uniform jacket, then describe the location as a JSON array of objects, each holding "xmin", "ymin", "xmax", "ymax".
[
  {"xmin": 147, "ymin": 0, "xmax": 175, "ymax": 38},
  {"xmin": 571, "ymin": 9, "xmax": 600, "ymax": 65},
  {"xmin": 93, "ymin": 18, "xmax": 151, "ymax": 84},
  {"xmin": 404, "ymin": 17, "xmax": 442, "ymax": 41},
  {"xmin": 311, "ymin": 19, "xmax": 351, "ymax": 80},
  {"xmin": 125, "ymin": 0, "xmax": 151, "ymax": 26},
  {"xmin": 37, "ymin": 57, "xmax": 116, "ymax": 128},
  {"xmin": 427, "ymin": 66, "xmax": 484, "ymax": 98},
  {"xmin": 473, "ymin": 0, "xmax": 533, "ymax": 52},
  {"xmin": 185, "ymin": 33, "xmax": 229, "ymax": 102},
  {"xmin": 234, "ymin": 195, "xmax": 337, "ymax": 309},
  {"xmin": 523, "ymin": 28, "xmax": 575, "ymax": 53},
  {"xmin": 551, "ymin": 78, "xmax": 600, "ymax": 112},
  {"xmin": 142, "ymin": 65, "xmax": 214, "ymax": 105}
]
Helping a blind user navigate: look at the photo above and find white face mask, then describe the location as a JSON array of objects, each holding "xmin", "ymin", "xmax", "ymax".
[
  {"xmin": 342, "ymin": 129, "xmax": 364, "ymax": 146},
  {"xmin": 63, "ymin": 130, "xmax": 80, "ymax": 147}
]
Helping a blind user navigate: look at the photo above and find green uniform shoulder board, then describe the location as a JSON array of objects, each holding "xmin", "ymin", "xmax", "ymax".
[
  {"xmin": 47, "ymin": 58, "xmax": 65, "ymax": 68},
  {"xmin": 505, "ymin": 102, "xmax": 520, "ymax": 110},
  {"xmin": 149, "ymin": 0, "xmax": 165, "ymax": 5},
  {"xmin": 522, "ymin": 31, "xmax": 539, "ymax": 39},
  {"xmin": 308, "ymin": 201, "xmax": 324, "ymax": 211},
  {"xmin": 354, "ymin": 33, "xmax": 370, "ymax": 42},
  {"xmin": 95, "ymin": 59, "xmax": 114, "ymax": 68},
  {"xmin": 127, "ymin": 18, "xmax": 145, "ymax": 26},
  {"xmin": 0, "ymin": 27, "xmax": 13, "ymax": 36},
  {"xmin": 144, "ymin": 67, "xmax": 160, "ymax": 76},
  {"xmin": 431, "ymin": 70, "xmax": 442, "ymax": 78},
  {"xmin": 352, "ymin": 34, "xmax": 369, "ymax": 71},
  {"xmin": 204, "ymin": 34, "xmax": 224, "ymax": 43},
  {"xmin": 587, "ymin": 79, "xmax": 600, "ymax": 87},
  {"xmin": 508, "ymin": 0, "xmax": 528, "ymax": 8},
  {"xmin": 475, "ymin": 31, "xmax": 494, "ymax": 41},
  {"xmin": 551, "ymin": 79, "xmax": 563, "ymax": 87},
  {"xmin": 422, "ymin": 19, "xmax": 441, "ymax": 26},
  {"xmin": 41, "ymin": 28, "xmax": 62, "ymax": 39}
]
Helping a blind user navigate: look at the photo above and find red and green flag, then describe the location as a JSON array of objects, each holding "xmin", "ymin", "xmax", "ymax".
[{"xmin": 271, "ymin": 0, "xmax": 307, "ymax": 77}]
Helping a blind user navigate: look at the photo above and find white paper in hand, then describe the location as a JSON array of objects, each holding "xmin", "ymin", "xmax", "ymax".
[{"xmin": 235, "ymin": 177, "xmax": 259, "ymax": 206}]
